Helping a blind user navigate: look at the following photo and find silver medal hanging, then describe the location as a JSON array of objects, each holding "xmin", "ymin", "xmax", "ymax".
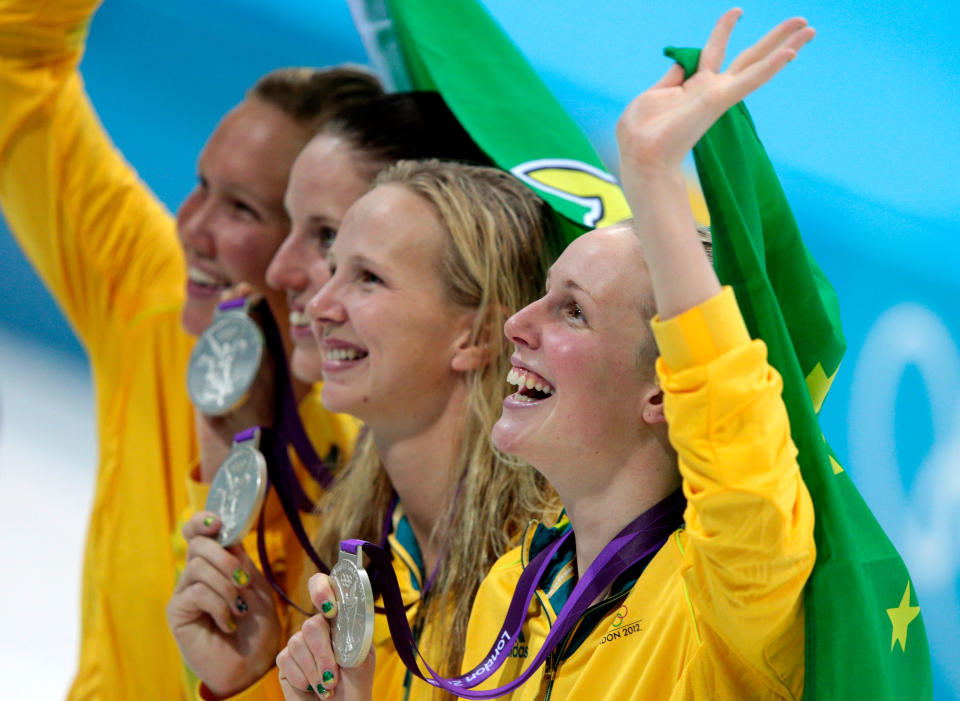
[
  {"xmin": 205, "ymin": 428, "xmax": 268, "ymax": 547},
  {"xmin": 329, "ymin": 545, "xmax": 376, "ymax": 668},
  {"xmin": 187, "ymin": 297, "xmax": 265, "ymax": 416}
]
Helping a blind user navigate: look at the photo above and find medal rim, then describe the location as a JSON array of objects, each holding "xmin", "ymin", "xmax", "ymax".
[
  {"xmin": 330, "ymin": 549, "xmax": 376, "ymax": 668},
  {"xmin": 187, "ymin": 311, "xmax": 265, "ymax": 417},
  {"xmin": 204, "ymin": 442, "xmax": 268, "ymax": 547}
]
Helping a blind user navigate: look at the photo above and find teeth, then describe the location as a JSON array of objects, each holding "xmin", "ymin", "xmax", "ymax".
[
  {"xmin": 327, "ymin": 347, "xmax": 363, "ymax": 361},
  {"xmin": 506, "ymin": 367, "xmax": 554, "ymax": 397},
  {"xmin": 289, "ymin": 310, "xmax": 309, "ymax": 327},
  {"xmin": 188, "ymin": 267, "xmax": 227, "ymax": 286}
]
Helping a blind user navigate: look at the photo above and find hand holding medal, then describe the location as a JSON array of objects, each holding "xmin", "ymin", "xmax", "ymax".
[
  {"xmin": 277, "ymin": 570, "xmax": 377, "ymax": 701},
  {"xmin": 166, "ymin": 510, "xmax": 284, "ymax": 698}
]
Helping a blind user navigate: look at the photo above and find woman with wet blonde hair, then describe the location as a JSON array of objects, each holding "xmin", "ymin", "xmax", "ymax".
[{"xmin": 274, "ymin": 158, "xmax": 561, "ymax": 700}]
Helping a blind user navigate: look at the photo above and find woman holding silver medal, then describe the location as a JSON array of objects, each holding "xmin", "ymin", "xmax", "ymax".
[
  {"xmin": 277, "ymin": 9, "xmax": 817, "ymax": 700},
  {"xmin": 0, "ymin": 0, "xmax": 381, "ymax": 696},
  {"xmin": 168, "ymin": 96, "xmax": 562, "ymax": 699}
]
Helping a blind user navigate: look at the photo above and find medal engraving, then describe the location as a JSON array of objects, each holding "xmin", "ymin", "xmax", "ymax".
[
  {"xmin": 205, "ymin": 441, "xmax": 268, "ymax": 546},
  {"xmin": 330, "ymin": 547, "xmax": 375, "ymax": 668},
  {"xmin": 187, "ymin": 309, "xmax": 264, "ymax": 416}
]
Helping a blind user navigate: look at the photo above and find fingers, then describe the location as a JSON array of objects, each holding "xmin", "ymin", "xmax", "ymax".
[
  {"xmin": 219, "ymin": 281, "xmax": 262, "ymax": 305},
  {"xmin": 735, "ymin": 24, "xmax": 815, "ymax": 96},
  {"xmin": 698, "ymin": 7, "xmax": 743, "ymax": 73},
  {"xmin": 277, "ymin": 617, "xmax": 339, "ymax": 699},
  {"xmin": 728, "ymin": 16, "xmax": 809, "ymax": 73},
  {"xmin": 173, "ymin": 579, "xmax": 239, "ymax": 634},
  {"xmin": 182, "ymin": 510, "xmax": 221, "ymax": 541},
  {"xmin": 308, "ymin": 573, "xmax": 338, "ymax": 618},
  {"xmin": 650, "ymin": 63, "xmax": 686, "ymax": 90}
]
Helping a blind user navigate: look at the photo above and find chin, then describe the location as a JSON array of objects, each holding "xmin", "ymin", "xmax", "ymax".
[
  {"xmin": 180, "ymin": 300, "xmax": 216, "ymax": 337},
  {"xmin": 491, "ymin": 419, "xmax": 525, "ymax": 459},
  {"xmin": 290, "ymin": 348, "xmax": 324, "ymax": 384}
]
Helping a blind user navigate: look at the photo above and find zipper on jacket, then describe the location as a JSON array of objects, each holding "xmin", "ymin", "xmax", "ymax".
[{"xmin": 539, "ymin": 592, "xmax": 631, "ymax": 701}]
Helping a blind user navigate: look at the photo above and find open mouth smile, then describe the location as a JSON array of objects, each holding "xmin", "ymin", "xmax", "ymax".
[{"xmin": 506, "ymin": 366, "xmax": 555, "ymax": 402}]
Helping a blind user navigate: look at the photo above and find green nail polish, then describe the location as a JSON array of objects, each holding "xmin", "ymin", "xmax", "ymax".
[
  {"xmin": 233, "ymin": 568, "xmax": 250, "ymax": 587},
  {"xmin": 203, "ymin": 515, "xmax": 214, "ymax": 527},
  {"xmin": 322, "ymin": 670, "xmax": 335, "ymax": 684},
  {"xmin": 321, "ymin": 601, "xmax": 334, "ymax": 614},
  {"xmin": 316, "ymin": 684, "xmax": 330, "ymax": 698},
  {"xmin": 304, "ymin": 684, "xmax": 313, "ymax": 693}
]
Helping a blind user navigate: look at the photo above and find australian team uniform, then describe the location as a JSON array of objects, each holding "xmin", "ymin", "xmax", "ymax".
[
  {"xmin": 463, "ymin": 288, "xmax": 815, "ymax": 700},
  {"xmin": 0, "ymin": 2, "xmax": 356, "ymax": 698}
]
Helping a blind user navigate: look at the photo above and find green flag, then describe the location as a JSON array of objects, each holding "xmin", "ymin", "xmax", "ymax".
[
  {"xmin": 666, "ymin": 47, "xmax": 932, "ymax": 699},
  {"xmin": 347, "ymin": 0, "xmax": 631, "ymax": 246}
]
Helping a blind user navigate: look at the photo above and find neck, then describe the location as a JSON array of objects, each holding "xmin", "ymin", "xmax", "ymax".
[
  {"xmin": 551, "ymin": 434, "xmax": 679, "ymax": 582},
  {"xmin": 291, "ymin": 376, "xmax": 311, "ymax": 405},
  {"xmin": 375, "ymin": 385, "xmax": 469, "ymax": 577}
]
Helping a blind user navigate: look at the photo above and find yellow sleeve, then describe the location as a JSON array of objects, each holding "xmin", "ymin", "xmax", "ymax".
[
  {"xmin": 0, "ymin": 0, "xmax": 184, "ymax": 357},
  {"xmin": 652, "ymin": 287, "xmax": 815, "ymax": 696}
]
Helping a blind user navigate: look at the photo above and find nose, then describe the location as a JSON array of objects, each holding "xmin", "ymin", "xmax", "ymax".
[
  {"xmin": 176, "ymin": 188, "xmax": 216, "ymax": 259},
  {"xmin": 305, "ymin": 274, "xmax": 346, "ymax": 333},
  {"xmin": 504, "ymin": 298, "xmax": 542, "ymax": 349},
  {"xmin": 266, "ymin": 228, "xmax": 312, "ymax": 293}
]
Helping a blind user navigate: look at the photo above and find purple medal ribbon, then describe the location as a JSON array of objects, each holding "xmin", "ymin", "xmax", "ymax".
[
  {"xmin": 347, "ymin": 488, "xmax": 685, "ymax": 698},
  {"xmin": 216, "ymin": 297, "xmax": 338, "ymax": 612}
]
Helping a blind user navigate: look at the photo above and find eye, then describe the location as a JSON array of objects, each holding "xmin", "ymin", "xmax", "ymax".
[
  {"xmin": 564, "ymin": 300, "xmax": 586, "ymax": 325},
  {"xmin": 359, "ymin": 269, "xmax": 383, "ymax": 285},
  {"xmin": 230, "ymin": 198, "xmax": 261, "ymax": 221},
  {"xmin": 314, "ymin": 226, "xmax": 337, "ymax": 250}
]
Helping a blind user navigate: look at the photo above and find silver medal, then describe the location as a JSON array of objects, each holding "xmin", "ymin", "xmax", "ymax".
[
  {"xmin": 329, "ymin": 546, "xmax": 375, "ymax": 668},
  {"xmin": 204, "ymin": 437, "xmax": 268, "ymax": 547},
  {"xmin": 187, "ymin": 302, "xmax": 265, "ymax": 416}
]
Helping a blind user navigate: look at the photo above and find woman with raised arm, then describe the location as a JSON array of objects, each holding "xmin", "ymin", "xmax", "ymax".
[
  {"xmin": 0, "ymin": 2, "xmax": 379, "ymax": 696},
  {"xmin": 278, "ymin": 9, "xmax": 817, "ymax": 701},
  {"xmin": 169, "ymin": 99, "xmax": 559, "ymax": 698}
]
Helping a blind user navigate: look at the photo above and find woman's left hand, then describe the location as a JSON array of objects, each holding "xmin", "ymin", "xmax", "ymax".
[
  {"xmin": 277, "ymin": 573, "xmax": 376, "ymax": 700},
  {"xmin": 616, "ymin": 8, "xmax": 816, "ymax": 178}
]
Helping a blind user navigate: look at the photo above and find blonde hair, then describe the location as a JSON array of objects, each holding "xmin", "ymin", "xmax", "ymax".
[{"xmin": 309, "ymin": 160, "xmax": 560, "ymax": 686}]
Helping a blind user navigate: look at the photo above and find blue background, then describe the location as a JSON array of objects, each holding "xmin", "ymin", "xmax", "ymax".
[{"xmin": 1, "ymin": 0, "xmax": 957, "ymax": 696}]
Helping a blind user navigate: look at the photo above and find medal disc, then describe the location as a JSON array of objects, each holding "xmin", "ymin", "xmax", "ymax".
[
  {"xmin": 330, "ymin": 547, "xmax": 375, "ymax": 668},
  {"xmin": 187, "ymin": 310, "xmax": 264, "ymax": 416},
  {"xmin": 205, "ymin": 442, "xmax": 268, "ymax": 547}
]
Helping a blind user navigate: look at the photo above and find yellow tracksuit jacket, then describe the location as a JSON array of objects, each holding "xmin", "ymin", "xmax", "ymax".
[
  {"xmin": 0, "ymin": 2, "xmax": 357, "ymax": 697},
  {"xmin": 462, "ymin": 288, "xmax": 816, "ymax": 700}
]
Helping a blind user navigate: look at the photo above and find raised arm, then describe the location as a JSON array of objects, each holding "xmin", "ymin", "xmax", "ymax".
[
  {"xmin": 615, "ymin": 8, "xmax": 814, "ymax": 318},
  {"xmin": 0, "ymin": 0, "xmax": 183, "ymax": 353}
]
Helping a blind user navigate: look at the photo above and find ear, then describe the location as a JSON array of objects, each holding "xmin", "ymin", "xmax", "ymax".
[
  {"xmin": 639, "ymin": 384, "xmax": 666, "ymax": 426},
  {"xmin": 450, "ymin": 314, "xmax": 492, "ymax": 373}
]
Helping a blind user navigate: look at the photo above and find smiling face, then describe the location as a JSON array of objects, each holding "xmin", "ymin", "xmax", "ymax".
[
  {"xmin": 305, "ymin": 183, "xmax": 475, "ymax": 437},
  {"xmin": 265, "ymin": 134, "xmax": 373, "ymax": 382},
  {"xmin": 176, "ymin": 97, "xmax": 313, "ymax": 336},
  {"xmin": 492, "ymin": 224, "xmax": 661, "ymax": 474}
]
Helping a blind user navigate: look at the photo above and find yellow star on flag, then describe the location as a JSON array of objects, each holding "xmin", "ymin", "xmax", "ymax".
[{"xmin": 887, "ymin": 582, "xmax": 920, "ymax": 652}]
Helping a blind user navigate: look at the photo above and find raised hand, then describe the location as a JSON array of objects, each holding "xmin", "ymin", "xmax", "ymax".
[
  {"xmin": 277, "ymin": 573, "xmax": 376, "ymax": 700},
  {"xmin": 616, "ymin": 8, "xmax": 815, "ymax": 176},
  {"xmin": 614, "ymin": 9, "xmax": 815, "ymax": 320},
  {"xmin": 166, "ymin": 511, "xmax": 283, "ymax": 697}
]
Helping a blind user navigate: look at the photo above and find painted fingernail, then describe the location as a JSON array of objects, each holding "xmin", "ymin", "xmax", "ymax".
[
  {"xmin": 322, "ymin": 670, "xmax": 335, "ymax": 684},
  {"xmin": 233, "ymin": 568, "xmax": 250, "ymax": 586},
  {"xmin": 203, "ymin": 515, "xmax": 215, "ymax": 527},
  {"xmin": 236, "ymin": 596, "xmax": 248, "ymax": 613},
  {"xmin": 315, "ymin": 684, "xmax": 331, "ymax": 699},
  {"xmin": 228, "ymin": 618, "xmax": 237, "ymax": 632},
  {"xmin": 320, "ymin": 600, "xmax": 336, "ymax": 617},
  {"xmin": 304, "ymin": 684, "xmax": 313, "ymax": 693}
]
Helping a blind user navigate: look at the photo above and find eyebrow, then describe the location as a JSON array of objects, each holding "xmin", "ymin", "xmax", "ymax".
[{"xmin": 545, "ymin": 271, "xmax": 596, "ymax": 302}]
